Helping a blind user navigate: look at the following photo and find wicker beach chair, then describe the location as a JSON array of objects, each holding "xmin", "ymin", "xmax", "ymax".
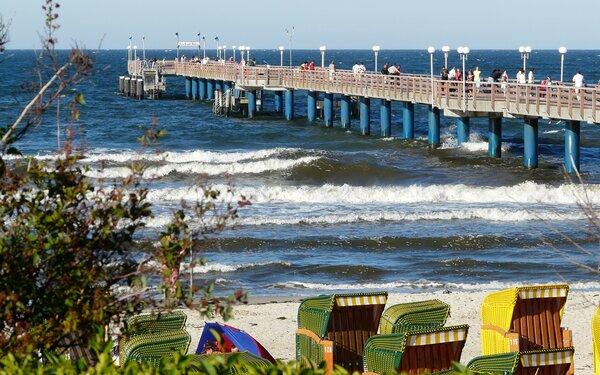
[
  {"xmin": 59, "ymin": 330, "xmax": 97, "ymax": 365},
  {"xmin": 479, "ymin": 284, "xmax": 574, "ymax": 375},
  {"xmin": 593, "ymin": 307, "xmax": 600, "ymax": 375},
  {"xmin": 362, "ymin": 324, "xmax": 469, "ymax": 375},
  {"xmin": 192, "ymin": 351, "xmax": 272, "ymax": 373},
  {"xmin": 467, "ymin": 348, "xmax": 574, "ymax": 375},
  {"xmin": 296, "ymin": 292, "xmax": 388, "ymax": 372},
  {"xmin": 119, "ymin": 329, "xmax": 191, "ymax": 367},
  {"xmin": 379, "ymin": 299, "xmax": 450, "ymax": 335},
  {"xmin": 125, "ymin": 310, "xmax": 187, "ymax": 335}
]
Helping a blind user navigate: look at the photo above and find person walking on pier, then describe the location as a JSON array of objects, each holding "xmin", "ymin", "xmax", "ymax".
[
  {"xmin": 474, "ymin": 66, "xmax": 481, "ymax": 90},
  {"xmin": 388, "ymin": 64, "xmax": 400, "ymax": 75},
  {"xmin": 308, "ymin": 60, "xmax": 315, "ymax": 70},
  {"xmin": 381, "ymin": 63, "xmax": 389, "ymax": 75},
  {"xmin": 573, "ymin": 70, "xmax": 585, "ymax": 100},
  {"xmin": 528, "ymin": 68, "xmax": 535, "ymax": 84},
  {"xmin": 328, "ymin": 59, "xmax": 335, "ymax": 81},
  {"xmin": 516, "ymin": 68, "xmax": 526, "ymax": 84}
]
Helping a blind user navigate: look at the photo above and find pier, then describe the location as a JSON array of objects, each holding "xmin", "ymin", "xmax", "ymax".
[{"xmin": 122, "ymin": 59, "xmax": 600, "ymax": 173}]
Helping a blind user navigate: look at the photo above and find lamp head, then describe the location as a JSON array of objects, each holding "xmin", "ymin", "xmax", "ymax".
[
  {"xmin": 457, "ymin": 46, "xmax": 464, "ymax": 54},
  {"xmin": 463, "ymin": 47, "xmax": 470, "ymax": 54},
  {"xmin": 279, "ymin": 46, "xmax": 285, "ymax": 51},
  {"xmin": 372, "ymin": 45, "xmax": 380, "ymax": 52},
  {"xmin": 239, "ymin": 46, "xmax": 245, "ymax": 51},
  {"xmin": 525, "ymin": 46, "xmax": 532, "ymax": 53},
  {"xmin": 232, "ymin": 45, "xmax": 236, "ymax": 49},
  {"xmin": 320, "ymin": 46, "xmax": 327, "ymax": 52},
  {"xmin": 518, "ymin": 46, "xmax": 525, "ymax": 53},
  {"xmin": 427, "ymin": 46, "xmax": 435, "ymax": 54},
  {"xmin": 559, "ymin": 46, "xmax": 567, "ymax": 54},
  {"xmin": 442, "ymin": 45, "xmax": 450, "ymax": 53},
  {"xmin": 246, "ymin": 46, "xmax": 251, "ymax": 51},
  {"xmin": 223, "ymin": 45, "xmax": 227, "ymax": 49}
]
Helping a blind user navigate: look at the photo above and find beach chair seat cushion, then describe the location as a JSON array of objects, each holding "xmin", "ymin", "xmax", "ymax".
[{"xmin": 379, "ymin": 299, "xmax": 450, "ymax": 335}]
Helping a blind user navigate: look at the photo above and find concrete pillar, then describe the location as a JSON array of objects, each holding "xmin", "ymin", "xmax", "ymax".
[
  {"xmin": 199, "ymin": 78, "xmax": 207, "ymax": 100},
  {"xmin": 274, "ymin": 91, "xmax": 283, "ymax": 113},
  {"xmin": 488, "ymin": 117, "xmax": 502, "ymax": 158},
  {"xmin": 185, "ymin": 77, "xmax": 192, "ymax": 98},
  {"xmin": 191, "ymin": 78, "xmax": 199, "ymax": 100},
  {"xmin": 456, "ymin": 117, "xmax": 471, "ymax": 145},
  {"xmin": 341, "ymin": 95, "xmax": 351, "ymax": 129},
  {"xmin": 307, "ymin": 91, "xmax": 318, "ymax": 122},
  {"xmin": 524, "ymin": 118, "xmax": 539, "ymax": 169},
  {"xmin": 428, "ymin": 106, "xmax": 441, "ymax": 148},
  {"xmin": 565, "ymin": 120, "xmax": 580, "ymax": 173},
  {"xmin": 247, "ymin": 90, "xmax": 257, "ymax": 118},
  {"xmin": 380, "ymin": 99, "xmax": 392, "ymax": 137},
  {"xmin": 284, "ymin": 90, "xmax": 294, "ymax": 120},
  {"xmin": 359, "ymin": 97, "xmax": 371, "ymax": 135},
  {"xmin": 403, "ymin": 102, "xmax": 415, "ymax": 139},
  {"xmin": 323, "ymin": 93, "xmax": 334, "ymax": 127},
  {"xmin": 207, "ymin": 79, "xmax": 215, "ymax": 100},
  {"xmin": 215, "ymin": 80, "xmax": 223, "ymax": 93}
]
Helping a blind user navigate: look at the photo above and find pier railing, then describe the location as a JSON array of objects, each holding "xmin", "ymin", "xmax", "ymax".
[{"xmin": 128, "ymin": 60, "xmax": 599, "ymax": 123}]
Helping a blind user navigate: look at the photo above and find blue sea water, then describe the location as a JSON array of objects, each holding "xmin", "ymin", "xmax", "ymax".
[{"xmin": 2, "ymin": 49, "xmax": 600, "ymax": 297}]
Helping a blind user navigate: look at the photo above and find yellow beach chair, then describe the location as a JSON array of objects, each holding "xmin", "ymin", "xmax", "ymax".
[{"xmin": 593, "ymin": 307, "xmax": 600, "ymax": 375}]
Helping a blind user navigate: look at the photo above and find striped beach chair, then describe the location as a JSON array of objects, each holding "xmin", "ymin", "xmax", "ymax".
[
  {"xmin": 467, "ymin": 348, "xmax": 574, "ymax": 375},
  {"xmin": 296, "ymin": 292, "xmax": 388, "ymax": 372},
  {"xmin": 125, "ymin": 310, "xmax": 187, "ymax": 335},
  {"xmin": 593, "ymin": 307, "xmax": 600, "ymax": 375},
  {"xmin": 119, "ymin": 329, "xmax": 191, "ymax": 367},
  {"xmin": 59, "ymin": 330, "xmax": 97, "ymax": 365},
  {"xmin": 479, "ymin": 284, "xmax": 574, "ymax": 375},
  {"xmin": 192, "ymin": 351, "xmax": 272, "ymax": 373},
  {"xmin": 379, "ymin": 299, "xmax": 450, "ymax": 335},
  {"xmin": 362, "ymin": 324, "xmax": 469, "ymax": 375}
]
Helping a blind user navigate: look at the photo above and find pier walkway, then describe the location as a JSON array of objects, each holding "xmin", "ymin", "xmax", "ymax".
[{"xmin": 125, "ymin": 60, "xmax": 600, "ymax": 173}]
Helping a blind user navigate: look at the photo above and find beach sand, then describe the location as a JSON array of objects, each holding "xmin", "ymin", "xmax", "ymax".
[{"xmin": 182, "ymin": 290, "xmax": 599, "ymax": 374}]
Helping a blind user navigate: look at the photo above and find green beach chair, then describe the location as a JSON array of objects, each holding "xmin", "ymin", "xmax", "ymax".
[
  {"xmin": 379, "ymin": 299, "xmax": 451, "ymax": 335},
  {"xmin": 192, "ymin": 351, "xmax": 272, "ymax": 373},
  {"xmin": 125, "ymin": 310, "xmax": 187, "ymax": 335},
  {"xmin": 119, "ymin": 329, "xmax": 191, "ymax": 367},
  {"xmin": 467, "ymin": 348, "xmax": 574, "ymax": 375},
  {"xmin": 296, "ymin": 292, "xmax": 388, "ymax": 372},
  {"xmin": 362, "ymin": 324, "xmax": 469, "ymax": 375}
]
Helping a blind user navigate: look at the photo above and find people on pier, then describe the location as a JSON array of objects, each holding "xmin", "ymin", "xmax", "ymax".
[
  {"xmin": 388, "ymin": 64, "xmax": 400, "ymax": 75},
  {"xmin": 359, "ymin": 62, "xmax": 367, "ymax": 73},
  {"xmin": 455, "ymin": 68, "xmax": 462, "ymax": 82},
  {"xmin": 352, "ymin": 62, "xmax": 360, "ymax": 75},
  {"xmin": 474, "ymin": 66, "xmax": 481, "ymax": 89},
  {"xmin": 501, "ymin": 70, "xmax": 509, "ymax": 92},
  {"xmin": 300, "ymin": 61, "xmax": 308, "ymax": 70},
  {"xmin": 308, "ymin": 60, "xmax": 315, "ymax": 70},
  {"xmin": 528, "ymin": 68, "xmax": 535, "ymax": 84},
  {"xmin": 440, "ymin": 67, "xmax": 449, "ymax": 80},
  {"xmin": 516, "ymin": 68, "xmax": 526, "ymax": 84},
  {"xmin": 449, "ymin": 66, "xmax": 457, "ymax": 80},
  {"xmin": 572, "ymin": 70, "xmax": 585, "ymax": 100},
  {"xmin": 381, "ymin": 63, "xmax": 389, "ymax": 75},
  {"xmin": 328, "ymin": 60, "xmax": 335, "ymax": 81}
]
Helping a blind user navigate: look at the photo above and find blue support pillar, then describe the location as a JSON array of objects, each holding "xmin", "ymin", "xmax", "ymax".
[
  {"xmin": 223, "ymin": 81, "xmax": 232, "ymax": 94},
  {"xmin": 323, "ymin": 93, "xmax": 334, "ymax": 127},
  {"xmin": 488, "ymin": 117, "xmax": 502, "ymax": 158},
  {"xmin": 307, "ymin": 91, "xmax": 318, "ymax": 122},
  {"xmin": 247, "ymin": 90, "xmax": 257, "ymax": 118},
  {"xmin": 185, "ymin": 77, "xmax": 192, "ymax": 99},
  {"xmin": 191, "ymin": 78, "xmax": 199, "ymax": 100},
  {"xmin": 380, "ymin": 99, "xmax": 392, "ymax": 137},
  {"xmin": 524, "ymin": 118, "xmax": 539, "ymax": 169},
  {"xmin": 274, "ymin": 91, "xmax": 283, "ymax": 113},
  {"xmin": 215, "ymin": 80, "xmax": 223, "ymax": 93},
  {"xmin": 199, "ymin": 78, "xmax": 207, "ymax": 100},
  {"xmin": 565, "ymin": 120, "xmax": 580, "ymax": 173},
  {"xmin": 341, "ymin": 95, "xmax": 351, "ymax": 129},
  {"xmin": 456, "ymin": 117, "xmax": 471, "ymax": 145},
  {"xmin": 403, "ymin": 102, "xmax": 415, "ymax": 139},
  {"xmin": 284, "ymin": 90, "xmax": 294, "ymax": 121},
  {"xmin": 207, "ymin": 79, "xmax": 215, "ymax": 100},
  {"xmin": 428, "ymin": 106, "xmax": 440, "ymax": 148},
  {"xmin": 359, "ymin": 97, "xmax": 371, "ymax": 135}
]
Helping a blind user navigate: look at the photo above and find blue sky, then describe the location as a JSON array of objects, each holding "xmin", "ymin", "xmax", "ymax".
[{"xmin": 1, "ymin": 0, "xmax": 598, "ymax": 50}]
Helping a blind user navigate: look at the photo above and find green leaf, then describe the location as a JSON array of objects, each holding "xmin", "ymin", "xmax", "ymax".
[{"xmin": 74, "ymin": 92, "xmax": 86, "ymax": 105}]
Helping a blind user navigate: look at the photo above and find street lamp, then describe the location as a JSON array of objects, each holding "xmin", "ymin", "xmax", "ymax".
[
  {"xmin": 214, "ymin": 36, "xmax": 219, "ymax": 59},
  {"xmin": 175, "ymin": 32, "xmax": 179, "ymax": 60},
  {"xmin": 372, "ymin": 45, "xmax": 380, "ymax": 72},
  {"xmin": 427, "ymin": 46, "xmax": 435, "ymax": 104},
  {"xmin": 217, "ymin": 46, "xmax": 222, "ymax": 60},
  {"xmin": 202, "ymin": 35, "xmax": 206, "ymax": 59},
  {"xmin": 128, "ymin": 36, "xmax": 132, "ymax": 61},
  {"xmin": 142, "ymin": 36, "xmax": 145, "ymax": 61},
  {"xmin": 519, "ymin": 45, "xmax": 531, "ymax": 72},
  {"xmin": 133, "ymin": 45, "xmax": 138, "ymax": 61},
  {"xmin": 457, "ymin": 46, "xmax": 470, "ymax": 111},
  {"xmin": 246, "ymin": 46, "xmax": 250, "ymax": 62},
  {"xmin": 559, "ymin": 46, "xmax": 567, "ymax": 82},
  {"xmin": 232, "ymin": 46, "xmax": 237, "ymax": 62},
  {"xmin": 319, "ymin": 46, "xmax": 327, "ymax": 68},
  {"xmin": 279, "ymin": 46, "xmax": 285, "ymax": 66},
  {"xmin": 286, "ymin": 26, "xmax": 294, "ymax": 67},
  {"xmin": 223, "ymin": 45, "xmax": 227, "ymax": 61},
  {"xmin": 197, "ymin": 33, "xmax": 201, "ymax": 57},
  {"xmin": 442, "ymin": 45, "xmax": 450, "ymax": 68}
]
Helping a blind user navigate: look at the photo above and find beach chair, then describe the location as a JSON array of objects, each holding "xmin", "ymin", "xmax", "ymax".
[
  {"xmin": 125, "ymin": 310, "xmax": 187, "ymax": 335},
  {"xmin": 593, "ymin": 307, "xmax": 600, "ymax": 375},
  {"xmin": 379, "ymin": 299, "xmax": 450, "ymax": 335},
  {"xmin": 362, "ymin": 324, "xmax": 469, "ymax": 375},
  {"xmin": 192, "ymin": 351, "xmax": 272, "ymax": 373},
  {"xmin": 467, "ymin": 348, "xmax": 574, "ymax": 375},
  {"xmin": 296, "ymin": 292, "xmax": 388, "ymax": 372},
  {"xmin": 119, "ymin": 329, "xmax": 191, "ymax": 367},
  {"xmin": 59, "ymin": 330, "xmax": 97, "ymax": 365},
  {"xmin": 480, "ymin": 284, "xmax": 574, "ymax": 374}
]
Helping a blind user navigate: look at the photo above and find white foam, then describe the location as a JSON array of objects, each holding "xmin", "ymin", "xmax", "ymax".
[
  {"xmin": 186, "ymin": 261, "xmax": 291, "ymax": 274},
  {"xmin": 440, "ymin": 132, "xmax": 512, "ymax": 152},
  {"xmin": 85, "ymin": 156, "xmax": 320, "ymax": 179},
  {"xmin": 146, "ymin": 181, "xmax": 600, "ymax": 206}
]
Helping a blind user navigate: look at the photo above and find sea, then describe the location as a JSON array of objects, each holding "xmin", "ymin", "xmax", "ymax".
[{"xmin": 2, "ymin": 49, "xmax": 600, "ymax": 298}]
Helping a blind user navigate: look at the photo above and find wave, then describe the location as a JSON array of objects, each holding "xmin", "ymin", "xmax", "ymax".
[
  {"xmin": 186, "ymin": 261, "xmax": 291, "ymax": 274},
  {"xmin": 440, "ymin": 132, "xmax": 512, "ymax": 152},
  {"xmin": 85, "ymin": 156, "xmax": 321, "ymax": 179},
  {"xmin": 146, "ymin": 181, "xmax": 600, "ymax": 206}
]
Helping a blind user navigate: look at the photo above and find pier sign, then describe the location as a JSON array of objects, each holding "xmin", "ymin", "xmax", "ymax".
[{"xmin": 177, "ymin": 41, "xmax": 201, "ymax": 47}]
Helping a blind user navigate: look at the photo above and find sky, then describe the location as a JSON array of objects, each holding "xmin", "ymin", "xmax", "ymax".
[{"xmin": 1, "ymin": 0, "xmax": 599, "ymax": 51}]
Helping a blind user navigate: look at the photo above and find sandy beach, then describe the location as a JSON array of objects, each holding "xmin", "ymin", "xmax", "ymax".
[{"xmin": 182, "ymin": 290, "xmax": 599, "ymax": 374}]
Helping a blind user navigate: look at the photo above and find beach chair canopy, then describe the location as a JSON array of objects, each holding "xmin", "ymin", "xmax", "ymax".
[
  {"xmin": 126, "ymin": 310, "xmax": 187, "ymax": 335},
  {"xmin": 481, "ymin": 284, "xmax": 571, "ymax": 355},
  {"xmin": 363, "ymin": 324, "xmax": 469, "ymax": 375},
  {"xmin": 467, "ymin": 348, "xmax": 574, "ymax": 375},
  {"xmin": 120, "ymin": 329, "xmax": 191, "ymax": 367},
  {"xmin": 195, "ymin": 322, "xmax": 275, "ymax": 364},
  {"xmin": 379, "ymin": 299, "xmax": 450, "ymax": 335},
  {"xmin": 296, "ymin": 291, "xmax": 388, "ymax": 372}
]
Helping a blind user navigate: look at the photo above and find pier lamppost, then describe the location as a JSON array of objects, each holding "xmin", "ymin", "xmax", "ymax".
[
  {"xmin": 320, "ymin": 46, "xmax": 327, "ymax": 68},
  {"xmin": 232, "ymin": 46, "xmax": 237, "ymax": 62},
  {"xmin": 175, "ymin": 32, "xmax": 179, "ymax": 60},
  {"xmin": 279, "ymin": 46, "xmax": 285, "ymax": 66},
  {"xmin": 202, "ymin": 35, "xmax": 206, "ymax": 59},
  {"xmin": 197, "ymin": 33, "xmax": 201, "ymax": 57},
  {"xmin": 286, "ymin": 26, "xmax": 294, "ymax": 67},
  {"xmin": 559, "ymin": 46, "xmax": 567, "ymax": 82},
  {"xmin": 217, "ymin": 46, "xmax": 222, "ymax": 60},
  {"xmin": 223, "ymin": 45, "xmax": 227, "ymax": 61},
  {"xmin": 142, "ymin": 36, "xmax": 146, "ymax": 61},
  {"xmin": 457, "ymin": 46, "xmax": 470, "ymax": 111},
  {"xmin": 518, "ymin": 46, "xmax": 531, "ymax": 72},
  {"xmin": 128, "ymin": 36, "xmax": 132, "ymax": 61},
  {"xmin": 246, "ymin": 46, "xmax": 250, "ymax": 62},
  {"xmin": 239, "ymin": 46, "xmax": 245, "ymax": 63},
  {"xmin": 442, "ymin": 45, "xmax": 450, "ymax": 68},
  {"xmin": 428, "ymin": 46, "xmax": 435, "ymax": 105},
  {"xmin": 214, "ymin": 36, "xmax": 219, "ymax": 59},
  {"xmin": 133, "ymin": 45, "xmax": 138, "ymax": 61},
  {"xmin": 372, "ymin": 45, "xmax": 380, "ymax": 72}
]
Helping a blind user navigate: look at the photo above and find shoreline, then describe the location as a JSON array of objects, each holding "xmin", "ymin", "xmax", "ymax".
[{"xmin": 183, "ymin": 289, "xmax": 599, "ymax": 373}]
